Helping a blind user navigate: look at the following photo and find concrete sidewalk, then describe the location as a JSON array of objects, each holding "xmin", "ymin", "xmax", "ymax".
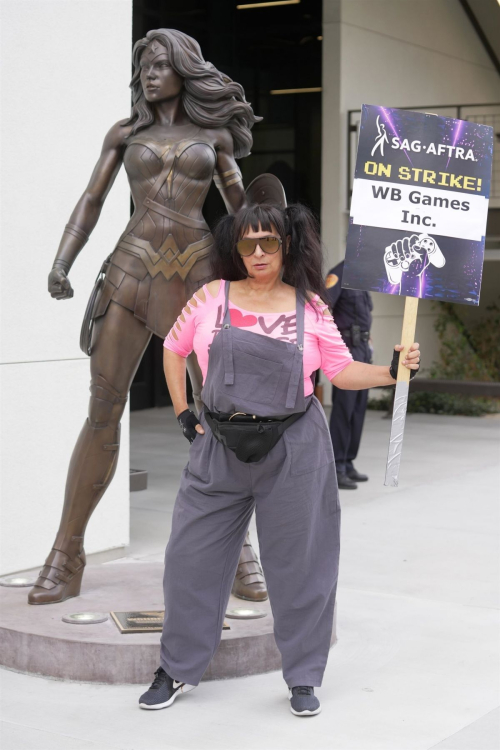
[{"xmin": 1, "ymin": 409, "xmax": 499, "ymax": 750}]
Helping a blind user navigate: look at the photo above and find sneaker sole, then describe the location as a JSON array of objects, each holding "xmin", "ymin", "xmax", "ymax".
[
  {"xmin": 290, "ymin": 705, "xmax": 322, "ymax": 716},
  {"xmin": 139, "ymin": 683, "xmax": 196, "ymax": 710}
]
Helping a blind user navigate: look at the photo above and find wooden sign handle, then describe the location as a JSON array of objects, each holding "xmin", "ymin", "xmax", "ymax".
[{"xmin": 397, "ymin": 296, "xmax": 419, "ymax": 381}]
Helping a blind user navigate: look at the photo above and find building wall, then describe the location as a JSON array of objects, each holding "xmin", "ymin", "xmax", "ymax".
[
  {"xmin": 0, "ymin": 0, "xmax": 133, "ymax": 574},
  {"xmin": 322, "ymin": 0, "xmax": 500, "ymax": 376}
]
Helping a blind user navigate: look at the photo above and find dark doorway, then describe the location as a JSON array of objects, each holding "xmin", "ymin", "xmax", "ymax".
[{"xmin": 130, "ymin": 0, "xmax": 322, "ymax": 410}]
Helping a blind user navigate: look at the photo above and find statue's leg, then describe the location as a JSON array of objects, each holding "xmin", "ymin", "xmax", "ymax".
[{"xmin": 28, "ymin": 302, "xmax": 152, "ymax": 605}]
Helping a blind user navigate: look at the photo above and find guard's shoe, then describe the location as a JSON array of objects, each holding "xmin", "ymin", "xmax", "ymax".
[
  {"xmin": 138, "ymin": 667, "xmax": 196, "ymax": 710},
  {"xmin": 336, "ymin": 472, "xmax": 358, "ymax": 489},
  {"xmin": 347, "ymin": 465, "xmax": 369, "ymax": 482},
  {"xmin": 289, "ymin": 686, "xmax": 321, "ymax": 716}
]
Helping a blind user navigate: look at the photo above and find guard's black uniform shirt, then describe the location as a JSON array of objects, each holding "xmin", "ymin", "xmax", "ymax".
[
  {"xmin": 326, "ymin": 261, "xmax": 373, "ymax": 364},
  {"xmin": 325, "ymin": 261, "xmax": 373, "ymax": 474}
]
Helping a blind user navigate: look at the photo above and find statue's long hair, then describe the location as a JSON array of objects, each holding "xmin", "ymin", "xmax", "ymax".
[{"xmin": 125, "ymin": 29, "xmax": 261, "ymax": 158}]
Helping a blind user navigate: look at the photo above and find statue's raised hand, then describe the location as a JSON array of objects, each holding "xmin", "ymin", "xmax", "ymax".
[{"xmin": 48, "ymin": 266, "xmax": 74, "ymax": 300}]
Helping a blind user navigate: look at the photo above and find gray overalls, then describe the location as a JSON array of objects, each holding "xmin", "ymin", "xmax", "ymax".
[{"xmin": 160, "ymin": 282, "xmax": 341, "ymax": 688}]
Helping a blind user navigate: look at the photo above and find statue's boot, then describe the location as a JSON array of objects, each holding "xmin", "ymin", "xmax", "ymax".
[
  {"xmin": 231, "ymin": 532, "xmax": 268, "ymax": 602},
  {"xmin": 28, "ymin": 375, "xmax": 127, "ymax": 604}
]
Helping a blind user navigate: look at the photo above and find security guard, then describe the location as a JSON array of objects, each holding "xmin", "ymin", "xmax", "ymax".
[{"xmin": 325, "ymin": 261, "xmax": 373, "ymax": 489}]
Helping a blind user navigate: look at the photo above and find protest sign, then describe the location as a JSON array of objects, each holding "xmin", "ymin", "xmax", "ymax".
[
  {"xmin": 343, "ymin": 105, "xmax": 493, "ymax": 305},
  {"xmin": 343, "ymin": 105, "xmax": 493, "ymax": 486}
]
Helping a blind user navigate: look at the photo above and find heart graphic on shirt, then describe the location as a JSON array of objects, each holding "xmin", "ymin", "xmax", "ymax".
[{"xmin": 229, "ymin": 309, "xmax": 258, "ymax": 327}]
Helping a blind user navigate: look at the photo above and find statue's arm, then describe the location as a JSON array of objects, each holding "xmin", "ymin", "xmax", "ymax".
[
  {"xmin": 52, "ymin": 119, "xmax": 130, "ymax": 274},
  {"xmin": 213, "ymin": 129, "xmax": 247, "ymax": 215}
]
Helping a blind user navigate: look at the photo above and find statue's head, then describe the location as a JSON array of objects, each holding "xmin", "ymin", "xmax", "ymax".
[
  {"xmin": 127, "ymin": 29, "xmax": 261, "ymax": 158},
  {"xmin": 139, "ymin": 38, "xmax": 184, "ymax": 104}
]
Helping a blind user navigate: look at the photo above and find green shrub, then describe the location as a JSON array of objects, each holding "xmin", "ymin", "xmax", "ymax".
[
  {"xmin": 430, "ymin": 301, "xmax": 499, "ymax": 382},
  {"xmin": 406, "ymin": 392, "xmax": 499, "ymax": 416}
]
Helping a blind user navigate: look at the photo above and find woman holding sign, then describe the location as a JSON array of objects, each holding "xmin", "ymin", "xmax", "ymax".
[{"xmin": 138, "ymin": 203, "xmax": 420, "ymax": 717}]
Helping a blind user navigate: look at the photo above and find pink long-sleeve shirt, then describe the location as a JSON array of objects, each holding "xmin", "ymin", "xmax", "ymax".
[{"xmin": 163, "ymin": 280, "xmax": 353, "ymax": 397}]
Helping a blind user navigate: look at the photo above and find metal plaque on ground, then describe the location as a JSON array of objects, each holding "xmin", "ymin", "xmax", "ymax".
[{"xmin": 110, "ymin": 611, "xmax": 230, "ymax": 634}]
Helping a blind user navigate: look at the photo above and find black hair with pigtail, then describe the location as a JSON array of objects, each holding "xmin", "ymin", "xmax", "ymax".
[{"xmin": 210, "ymin": 203, "xmax": 329, "ymax": 310}]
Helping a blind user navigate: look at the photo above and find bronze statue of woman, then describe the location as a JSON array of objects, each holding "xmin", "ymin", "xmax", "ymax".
[{"xmin": 29, "ymin": 29, "xmax": 267, "ymax": 605}]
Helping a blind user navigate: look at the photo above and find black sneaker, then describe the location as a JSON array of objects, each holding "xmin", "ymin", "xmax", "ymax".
[
  {"xmin": 138, "ymin": 667, "xmax": 196, "ymax": 710},
  {"xmin": 289, "ymin": 685, "xmax": 321, "ymax": 716}
]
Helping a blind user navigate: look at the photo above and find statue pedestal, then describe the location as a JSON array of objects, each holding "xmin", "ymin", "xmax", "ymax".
[{"xmin": 0, "ymin": 561, "xmax": 336, "ymax": 684}]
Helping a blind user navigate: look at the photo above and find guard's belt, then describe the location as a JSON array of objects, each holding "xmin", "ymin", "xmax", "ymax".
[{"xmin": 340, "ymin": 327, "xmax": 370, "ymax": 343}]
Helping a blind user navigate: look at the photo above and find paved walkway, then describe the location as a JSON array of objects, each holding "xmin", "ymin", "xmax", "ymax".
[{"xmin": 1, "ymin": 408, "xmax": 499, "ymax": 750}]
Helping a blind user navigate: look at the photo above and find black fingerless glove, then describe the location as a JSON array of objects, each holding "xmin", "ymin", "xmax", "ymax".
[
  {"xmin": 177, "ymin": 409, "xmax": 201, "ymax": 444},
  {"xmin": 389, "ymin": 350, "xmax": 420, "ymax": 381}
]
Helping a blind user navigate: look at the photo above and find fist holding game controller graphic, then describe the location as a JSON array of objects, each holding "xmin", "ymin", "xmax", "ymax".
[{"xmin": 384, "ymin": 233, "xmax": 445, "ymax": 286}]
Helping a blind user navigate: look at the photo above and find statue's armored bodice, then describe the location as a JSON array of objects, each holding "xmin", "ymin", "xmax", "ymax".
[
  {"xmin": 122, "ymin": 134, "xmax": 217, "ymax": 251},
  {"xmin": 100, "ymin": 131, "xmax": 217, "ymax": 337},
  {"xmin": 99, "ymin": 129, "xmax": 230, "ymax": 336}
]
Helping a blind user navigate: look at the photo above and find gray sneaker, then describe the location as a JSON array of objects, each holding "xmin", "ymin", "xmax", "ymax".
[
  {"xmin": 139, "ymin": 667, "xmax": 196, "ymax": 710},
  {"xmin": 289, "ymin": 685, "xmax": 321, "ymax": 716}
]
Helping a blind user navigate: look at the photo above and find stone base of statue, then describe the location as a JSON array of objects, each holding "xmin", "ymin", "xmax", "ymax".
[{"xmin": 0, "ymin": 561, "xmax": 336, "ymax": 684}]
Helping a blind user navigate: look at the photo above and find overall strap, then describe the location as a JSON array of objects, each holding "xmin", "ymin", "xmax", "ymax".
[
  {"xmin": 222, "ymin": 281, "xmax": 234, "ymax": 385},
  {"xmin": 285, "ymin": 291, "xmax": 306, "ymax": 409}
]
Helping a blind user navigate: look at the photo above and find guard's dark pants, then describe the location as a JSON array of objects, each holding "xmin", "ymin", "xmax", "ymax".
[
  {"xmin": 329, "ymin": 342, "xmax": 370, "ymax": 474},
  {"xmin": 160, "ymin": 401, "xmax": 341, "ymax": 688},
  {"xmin": 329, "ymin": 386, "xmax": 368, "ymax": 474}
]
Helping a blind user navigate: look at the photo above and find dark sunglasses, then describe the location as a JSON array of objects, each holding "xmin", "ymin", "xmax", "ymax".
[{"xmin": 236, "ymin": 236, "xmax": 282, "ymax": 257}]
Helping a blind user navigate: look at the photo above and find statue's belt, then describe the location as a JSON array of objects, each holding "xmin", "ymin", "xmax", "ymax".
[
  {"xmin": 111, "ymin": 193, "xmax": 212, "ymax": 281},
  {"xmin": 113, "ymin": 230, "xmax": 212, "ymax": 282}
]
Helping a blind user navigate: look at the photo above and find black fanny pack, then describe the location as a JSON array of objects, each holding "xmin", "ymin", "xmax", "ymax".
[{"xmin": 204, "ymin": 402, "xmax": 311, "ymax": 464}]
